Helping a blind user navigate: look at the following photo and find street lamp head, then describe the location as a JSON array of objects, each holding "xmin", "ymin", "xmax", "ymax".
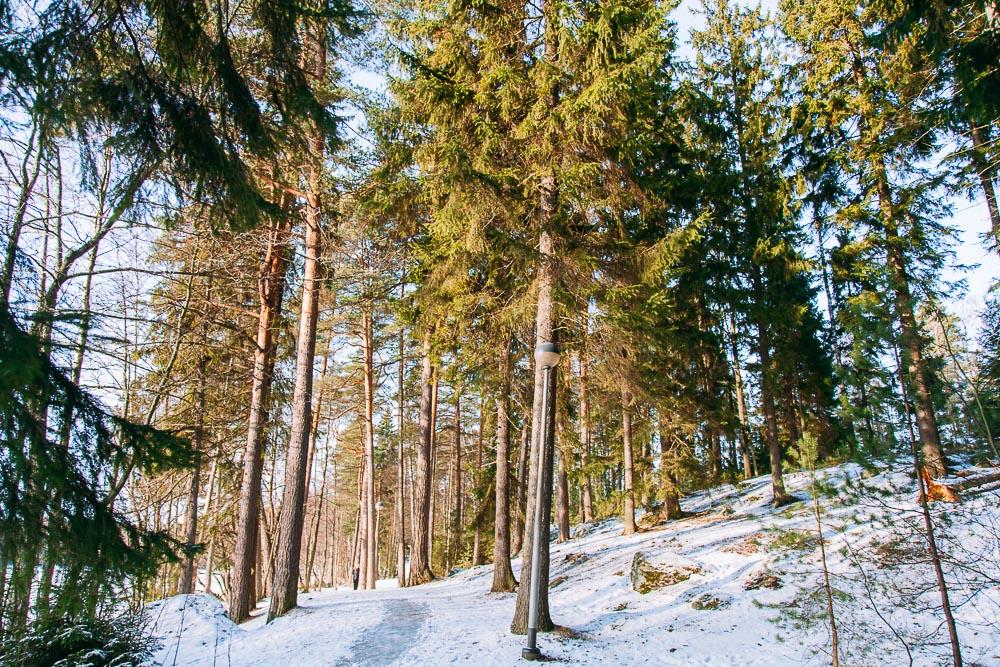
[{"xmin": 534, "ymin": 342, "xmax": 561, "ymax": 369}]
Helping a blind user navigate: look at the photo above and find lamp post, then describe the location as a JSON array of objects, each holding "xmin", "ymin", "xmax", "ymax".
[{"xmin": 523, "ymin": 342, "xmax": 560, "ymax": 661}]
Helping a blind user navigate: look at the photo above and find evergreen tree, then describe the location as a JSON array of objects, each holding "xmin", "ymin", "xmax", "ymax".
[{"xmin": 0, "ymin": 307, "xmax": 193, "ymax": 635}]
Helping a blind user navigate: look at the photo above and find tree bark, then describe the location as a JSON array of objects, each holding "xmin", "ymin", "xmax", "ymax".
[
  {"xmin": 428, "ymin": 374, "xmax": 439, "ymax": 563},
  {"xmin": 450, "ymin": 390, "xmax": 462, "ymax": 568},
  {"xmin": 555, "ymin": 440, "xmax": 571, "ymax": 542},
  {"xmin": 754, "ymin": 270, "xmax": 792, "ymax": 506},
  {"xmin": 577, "ymin": 351, "xmax": 595, "ymax": 522},
  {"xmin": 267, "ymin": 19, "xmax": 326, "ymax": 614},
  {"xmin": 202, "ymin": 458, "xmax": 219, "ymax": 595},
  {"xmin": 621, "ymin": 388, "xmax": 637, "ymax": 535},
  {"xmin": 396, "ymin": 325, "xmax": 407, "ymax": 587},
  {"xmin": 512, "ymin": 423, "xmax": 529, "ymax": 556},
  {"xmin": 179, "ymin": 354, "xmax": 208, "ymax": 594},
  {"xmin": 510, "ymin": 225, "xmax": 558, "ymax": 634},
  {"xmin": 727, "ymin": 312, "xmax": 754, "ymax": 478},
  {"xmin": 229, "ymin": 215, "xmax": 291, "ymax": 622},
  {"xmin": 873, "ymin": 163, "xmax": 948, "ymax": 477},
  {"xmin": 304, "ymin": 433, "xmax": 329, "ymax": 592},
  {"xmin": 471, "ymin": 395, "xmax": 485, "ymax": 566},
  {"xmin": 409, "ymin": 331, "xmax": 436, "ymax": 584},
  {"xmin": 657, "ymin": 416, "xmax": 683, "ymax": 520},
  {"xmin": 361, "ymin": 309, "xmax": 377, "ymax": 589},
  {"xmin": 491, "ymin": 338, "xmax": 516, "ymax": 591}
]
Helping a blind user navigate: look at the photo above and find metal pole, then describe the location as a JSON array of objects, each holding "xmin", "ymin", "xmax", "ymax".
[{"xmin": 523, "ymin": 365, "xmax": 551, "ymax": 661}]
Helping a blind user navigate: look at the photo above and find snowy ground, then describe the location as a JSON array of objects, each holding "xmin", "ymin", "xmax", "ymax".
[{"xmin": 149, "ymin": 462, "xmax": 1000, "ymax": 666}]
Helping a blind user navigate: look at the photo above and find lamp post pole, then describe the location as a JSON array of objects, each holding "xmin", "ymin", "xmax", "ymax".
[{"xmin": 523, "ymin": 342, "xmax": 560, "ymax": 661}]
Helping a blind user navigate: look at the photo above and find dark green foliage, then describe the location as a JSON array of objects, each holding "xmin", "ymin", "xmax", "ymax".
[
  {"xmin": 0, "ymin": 306, "xmax": 194, "ymax": 633},
  {"xmin": 0, "ymin": 0, "xmax": 358, "ymax": 229},
  {"xmin": 0, "ymin": 610, "xmax": 159, "ymax": 667}
]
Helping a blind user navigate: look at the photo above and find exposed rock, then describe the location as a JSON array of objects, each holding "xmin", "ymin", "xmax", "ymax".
[
  {"xmin": 630, "ymin": 552, "xmax": 701, "ymax": 594},
  {"xmin": 564, "ymin": 552, "xmax": 589, "ymax": 565},
  {"xmin": 549, "ymin": 575, "xmax": 567, "ymax": 588},
  {"xmin": 690, "ymin": 593, "xmax": 731, "ymax": 610},
  {"xmin": 743, "ymin": 570, "xmax": 782, "ymax": 590}
]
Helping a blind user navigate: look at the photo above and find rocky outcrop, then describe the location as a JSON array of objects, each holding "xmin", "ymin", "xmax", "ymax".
[{"xmin": 629, "ymin": 552, "xmax": 701, "ymax": 594}]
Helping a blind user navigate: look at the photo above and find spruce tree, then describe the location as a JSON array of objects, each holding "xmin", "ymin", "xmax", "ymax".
[{"xmin": 782, "ymin": 0, "xmax": 956, "ymax": 475}]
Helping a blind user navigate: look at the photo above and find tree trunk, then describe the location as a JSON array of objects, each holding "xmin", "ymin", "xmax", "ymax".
[
  {"xmin": 427, "ymin": 373, "xmax": 440, "ymax": 567},
  {"xmin": 396, "ymin": 325, "xmax": 407, "ymax": 587},
  {"xmin": 727, "ymin": 312, "xmax": 754, "ymax": 478},
  {"xmin": 658, "ymin": 417, "xmax": 683, "ymax": 520},
  {"xmin": 509, "ymin": 0, "xmax": 561, "ymax": 630},
  {"xmin": 512, "ymin": 423, "xmax": 529, "ymax": 556},
  {"xmin": 577, "ymin": 351, "xmax": 595, "ymax": 523},
  {"xmin": 471, "ymin": 394, "xmax": 486, "ymax": 566},
  {"xmin": 555, "ymin": 445, "xmax": 571, "ymax": 542},
  {"xmin": 510, "ymin": 224, "xmax": 558, "ymax": 634},
  {"xmin": 362, "ymin": 309, "xmax": 377, "ymax": 589},
  {"xmin": 873, "ymin": 163, "xmax": 948, "ymax": 477},
  {"xmin": 179, "ymin": 355, "xmax": 208, "ymax": 594},
  {"xmin": 754, "ymin": 271, "xmax": 791, "ymax": 506},
  {"xmin": 621, "ymin": 388, "xmax": 637, "ymax": 535},
  {"xmin": 358, "ymin": 455, "xmax": 369, "ymax": 587},
  {"xmin": 450, "ymin": 390, "xmax": 462, "ymax": 568},
  {"xmin": 229, "ymin": 215, "xmax": 290, "ymax": 622},
  {"xmin": 267, "ymin": 18, "xmax": 327, "ymax": 615},
  {"xmin": 203, "ymin": 459, "xmax": 219, "ymax": 595},
  {"xmin": 491, "ymin": 338, "xmax": 516, "ymax": 592},
  {"xmin": 304, "ymin": 434, "xmax": 329, "ymax": 592},
  {"xmin": 410, "ymin": 331, "xmax": 435, "ymax": 584}
]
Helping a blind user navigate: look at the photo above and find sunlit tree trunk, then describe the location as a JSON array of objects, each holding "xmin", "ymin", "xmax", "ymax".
[
  {"xmin": 449, "ymin": 390, "xmax": 462, "ymax": 569},
  {"xmin": 621, "ymin": 388, "xmax": 637, "ymax": 535},
  {"xmin": 267, "ymin": 15, "xmax": 327, "ymax": 617},
  {"xmin": 410, "ymin": 331, "xmax": 435, "ymax": 584},
  {"xmin": 396, "ymin": 325, "xmax": 407, "ymax": 587},
  {"xmin": 362, "ymin": 309, "xmax": 377, "ymax": 589},
  {"xmin": 510, "ymin": 220, "xmax": 558, "ymax": 634},
  {"xmin": 577, "ymin": 351, "xmax": 595, "ymax": 522},
  {"xmin": 229, "ymin": 214, "xmax": 291, "ymax": 622},
  {"xmin": 491, "ymin": 338, "xmax": 516, "ymax": 591}
]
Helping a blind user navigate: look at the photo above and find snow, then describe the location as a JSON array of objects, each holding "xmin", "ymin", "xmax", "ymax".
[{"xmin": 149, "ymin": 462, "xmax": 1000, "ymax": 666}]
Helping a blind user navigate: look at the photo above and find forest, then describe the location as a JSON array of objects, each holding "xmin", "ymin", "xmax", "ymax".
[{"xmin": 1, "ymin": 0, "xmax": 998, "ymax": 664}]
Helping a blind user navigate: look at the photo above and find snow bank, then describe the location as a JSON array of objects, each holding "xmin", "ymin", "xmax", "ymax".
[{"xmin": 148, "ymin": 461, "xmax": 1000, "ymax": 666}]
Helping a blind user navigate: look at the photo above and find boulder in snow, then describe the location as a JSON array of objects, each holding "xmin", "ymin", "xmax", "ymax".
[{"xmin": 629, "ymin": 552, "xmax": 701, "ymax": 594}]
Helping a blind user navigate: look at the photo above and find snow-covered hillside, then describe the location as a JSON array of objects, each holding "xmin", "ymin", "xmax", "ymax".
[{"xmin": 148, "ymin": 462, "xmax": 1000, "ymax": 666}]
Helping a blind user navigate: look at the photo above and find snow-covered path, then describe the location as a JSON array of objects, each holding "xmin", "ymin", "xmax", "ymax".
[
  {"xmin": 150, "ymin": 462, "xmax": 1000, "ymax": 666},
  {"xmin": 334, "ymin": 599, "xmax": 428, "ymax": 666}
]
